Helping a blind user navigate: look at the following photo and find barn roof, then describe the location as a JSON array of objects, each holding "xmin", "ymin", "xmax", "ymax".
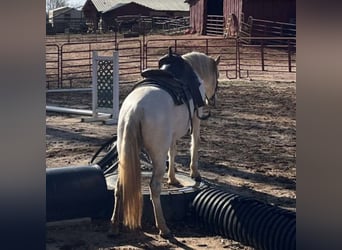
[
  {"xmin": 88, "ymin": 0, "xmax": 189, "ymax": 13},
  {"xmin": 51, "ymin": 6, "xmax": 71, "ymax": 12},
  {"xmin": 49, "ymin": 6, "xmax": 79, "ymax": 18},
  {"xmin": 49, "ymin": 6, "xmax": 72, "ymax": 16}
]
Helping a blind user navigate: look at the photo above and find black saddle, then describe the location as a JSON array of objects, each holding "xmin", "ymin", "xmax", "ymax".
[{"xmin": 139, "ymin": 47, "xmax": 204, "ymax": 108}]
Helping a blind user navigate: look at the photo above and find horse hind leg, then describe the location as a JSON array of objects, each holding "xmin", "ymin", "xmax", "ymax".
[
  {"xmin": 149, "ymin": 157, "xmax": 172, "ymax": 238},
  {"xmin": 167, "ymin": 140, "xmax": 180, "ymax": 186},
  {"xmin": 190, "ymin": 117, "xmax": 202, "ymax": 182},
  {"xmin": 108, "ymin": 179, "xmax": 122, "ymax": 237}
]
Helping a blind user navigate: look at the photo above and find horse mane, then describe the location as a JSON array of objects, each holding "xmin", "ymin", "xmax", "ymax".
[{"xmin": 182, "ymin": 52, "xmax": 218, "ymax": 83}]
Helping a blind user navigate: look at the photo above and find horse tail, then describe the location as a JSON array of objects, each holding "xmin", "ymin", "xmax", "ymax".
[{"xmin": 118, "ymin": 115, "xmax": 143, "ymax": 229}]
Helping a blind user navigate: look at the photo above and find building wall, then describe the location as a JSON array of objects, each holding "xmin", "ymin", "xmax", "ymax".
[
  {"xmin": 150, "ymin": 10, "xmax": 188, "ymax": 17},
  {"xmin": 189, "ymin": 0, "xmax": 206, "ymax": 34},
  {"xmin": 223, "ymin": 0, "xmax": 242, "ymax": 21},
  {"xmin": 83, "ymin": 1, "xmax": 100, "ymax": 31},
  {"xmin": 50, "ymin": 8, "xmax": 83, "ymax": 23},
  {"xmin": 242, "ymin": 0, "xmax": 296, "ymax": 23},
  {"xmin": 101, "ymin": 4, "xmax": 150, "ymax": 31},
  {"xmin": 84, "ymin": 2, "xmax": 189, "ymax": 32},
  {"xmin": 188, "ymin": 0, "xmax": 295, "ymax": 35},
  {"xmin": 104, "ymin": 3, "xmax": 189, "ymax": 19},
  {"xmin": 49, "ymin": 8, "xmax": 85, "ymax": 33},
  {"xmin": 106, "ymin": 3, "xmax": 151, "ymax": 18}
]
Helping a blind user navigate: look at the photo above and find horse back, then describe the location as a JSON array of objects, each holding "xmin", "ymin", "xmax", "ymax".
[{"xmin": 119, "ymin": 86, "xmax": 191, "ymax": 143}]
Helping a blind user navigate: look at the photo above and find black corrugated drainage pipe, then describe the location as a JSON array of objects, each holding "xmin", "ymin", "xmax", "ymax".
[
  {"xmin": 46, "ymin": 165, "xmax": 114, "ymax": 222},
  {"xmin": 192, "ymin": 187, "xmax": 295, "ymax": 250}
]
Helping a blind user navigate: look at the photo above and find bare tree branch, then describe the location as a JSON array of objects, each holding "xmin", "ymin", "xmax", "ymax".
[{"xmin": 46, "ymin": 0, "xmax": 69, "ymax": 11}]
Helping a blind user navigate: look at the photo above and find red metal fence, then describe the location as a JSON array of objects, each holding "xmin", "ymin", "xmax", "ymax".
[
  {"xmin": 46, "ymin": 44, "xmax": 60, "ymax": 88},
  {"xmin": 59, "ymin": 41, "xmax": 116, "ymax": 88},
  {"xmin": 239, "ymin": 16, "xmax": 296, "ymax": 46},
  {"xmin": 117, "ymin": 39, "xmax": 142, "ymax": 82},
  {"xmin": 145, "ymin": 37, "xmax": 238, "ymax": 79},
  {"xmin": 206, "ymin": 15, "xmax": 225, "ymax": 36},
  {"xmin": 238, "ymin": 37, "xmax": 296, "ymax": 79},
  {"xmin": 45, "ymin": 36, "xmax": 296, "ymax": 89}
]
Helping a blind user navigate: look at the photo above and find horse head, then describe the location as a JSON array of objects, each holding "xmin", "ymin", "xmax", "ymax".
[{"xmin": 182, "ymin": 51, "xmax": 220, "ymax": 107}]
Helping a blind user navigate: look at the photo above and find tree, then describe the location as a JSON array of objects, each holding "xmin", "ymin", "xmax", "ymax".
[{"xmin": 46, "ymin": 0, "xmax": 69, "ymax": 11}]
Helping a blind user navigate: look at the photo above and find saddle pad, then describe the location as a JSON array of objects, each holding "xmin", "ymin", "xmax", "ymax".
[{"xmin": 133, "ymin": 76, "xmax": 192, "ymax": 106}]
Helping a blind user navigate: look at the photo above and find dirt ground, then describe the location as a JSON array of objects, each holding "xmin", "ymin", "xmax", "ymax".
[{"xmin": 46, "ymin": 79, "xmax": 296, "ymax": 249}]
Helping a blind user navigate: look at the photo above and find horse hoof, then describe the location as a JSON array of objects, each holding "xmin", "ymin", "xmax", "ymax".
[
  {"xmin": 167, "ymin": 179, "xmax": 181, "ymax": 187},
  {"xmin": 192, "ymin": 175, "xmax": 202, "ymax": 182},
  {"xmin": 160, "ymin": 231, "xmax": 173, "ymax": 239}
]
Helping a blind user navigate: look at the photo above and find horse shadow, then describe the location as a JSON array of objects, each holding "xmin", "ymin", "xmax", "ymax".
[
  {"xmin": 102, "ymin": 222, "xmax": 197, "ymax": 249},
  {"xmin": 174, "ymin": 155, "xmax": 296, "ymax": 210}
]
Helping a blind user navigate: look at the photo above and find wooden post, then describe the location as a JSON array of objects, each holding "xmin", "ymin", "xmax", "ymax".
[
  {"xmin": 261, "ymin": 41, "xmax": 265, "ymax": 71},
  {"xmin": 288, "ymin": 40, "xmax": 292, "ymax": 72}
]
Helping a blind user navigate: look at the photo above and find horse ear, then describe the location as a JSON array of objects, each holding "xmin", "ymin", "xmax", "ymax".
[{"xmin": 214, "ymin": 55, "xmax": 221, "ymax": 65}]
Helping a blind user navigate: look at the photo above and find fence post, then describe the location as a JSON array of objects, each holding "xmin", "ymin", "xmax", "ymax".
[
  {"xmin": 261, "ymin": 41, "xmax": 265, "ymax": 71},
  {"xmin": 288, "ymin": 40, "xmax": 292, "ymax": 72},
  {"xmin": 238, "ymin": 37, "xmax": 242, "ymax": 79},
  {"xmin": 89, "ymin": 43, "xmax": 92, "ymax": 81},
  {"xmin": 114, "ymin": 31, "xmax": 118, "ymax": 50},
  {"xmin": 91, "ymin": 51, "xmax": 98, "ymax": 118},
  {"xmin": 58, "ymin": 45, "xmax": 61, "ymax": 88},
  {"xmin": 235, "ymin": 37, "xmax": 239, "ymax": 79},
  {"xmin": 142, "ymin": 32, "xmax": 146, "ymax": 70},
  {"xmin": 60, "ymin": 44, "xmax": 64, "ymax": 88}
]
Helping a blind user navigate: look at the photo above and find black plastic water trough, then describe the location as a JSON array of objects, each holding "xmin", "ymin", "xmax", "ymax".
[
  {"xmin": 105, "ymin": 171, "xmax": 207, "ymax": 225},
  {"xmin": 46, "ymin": 165, "xmax": 113, "ymax": 222},
  {"xmin": 46, "ymin": 164, "xmax": 205, "ymax": 224},
  {"xmin": 192, "ymin": 187, "xmax": 296, "ymax": 250}
]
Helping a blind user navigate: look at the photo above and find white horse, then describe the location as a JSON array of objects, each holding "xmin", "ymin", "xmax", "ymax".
[{"xmin": 110, "ymin": 51, "xmax": 220, "ymax": 238}]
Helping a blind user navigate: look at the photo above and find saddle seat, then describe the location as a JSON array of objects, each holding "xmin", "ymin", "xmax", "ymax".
[{"xmin": 138, "ymin": 69, "xmax": 189, "ymax": 105}]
